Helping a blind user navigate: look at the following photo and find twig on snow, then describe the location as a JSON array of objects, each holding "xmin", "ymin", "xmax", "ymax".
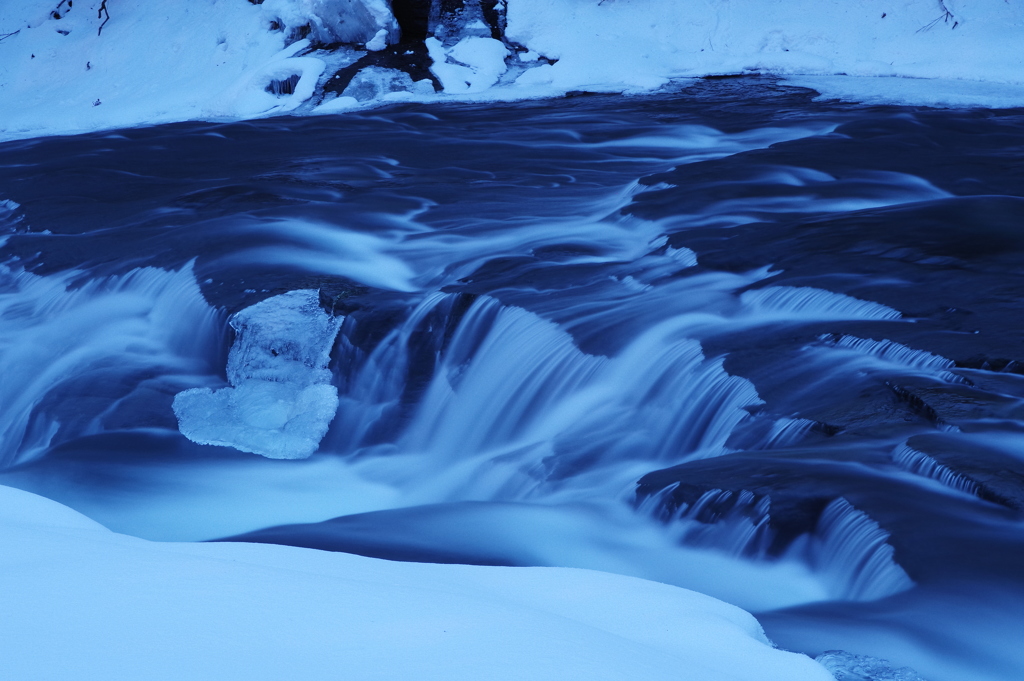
[{"xmin": 97, "ymin": 0, "xmax": 110, "ymax": 36}]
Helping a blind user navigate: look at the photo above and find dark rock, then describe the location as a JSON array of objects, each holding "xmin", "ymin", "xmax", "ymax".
[{"xmin": 322, "ymin": 42, "xmax": 441, "ymax": 97}]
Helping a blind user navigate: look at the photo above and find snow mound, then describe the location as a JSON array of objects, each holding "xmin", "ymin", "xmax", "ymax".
[
  {"xmin": 504, "ymin": 0, "xmax": 1024, "ymax": 95},
  {"xmin": 209, "ymin": 40, "xmax": 327, "ymax": 118},
  {"xmin": 173, "ymin": 290, "xmax": 342, "ymax": 460},
  {"xmin": 262, "ymin": 0, "xmax": 398, "ymax": 46},
  {"xmin": 427, "ymin": 36, "xmax": 509, "ymax": 94},
  {"xmin": 0, "ymin": 484, "xmax": 836, "ymax": 681}
]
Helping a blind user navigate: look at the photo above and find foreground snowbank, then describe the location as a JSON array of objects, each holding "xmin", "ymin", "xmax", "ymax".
[
  {"xmin": 0, "ymin": 485, "xmax": 832, "ymax": 681},
  {"xmin": 1, "ymin": 0, "xmax": 1022, "ymax": 141}
]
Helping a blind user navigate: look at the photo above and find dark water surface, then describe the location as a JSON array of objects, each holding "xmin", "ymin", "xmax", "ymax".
[{"xmin": 2, "ymin": 80, "xmax": 1024, "ymax": 680}]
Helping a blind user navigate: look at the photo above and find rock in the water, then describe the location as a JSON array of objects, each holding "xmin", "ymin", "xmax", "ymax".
[
  {"xmin": 173, "ymin": 289, "xmax": 342, "ymax": 459},
  {"xmin": 816, "ymin": 650, "xmax": 927, "ymax": 681}
]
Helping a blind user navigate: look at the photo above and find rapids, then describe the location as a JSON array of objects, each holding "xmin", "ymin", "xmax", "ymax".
[{"xmin": 1, "ymin": 79, "xmax": 1023, "ymax": 680}]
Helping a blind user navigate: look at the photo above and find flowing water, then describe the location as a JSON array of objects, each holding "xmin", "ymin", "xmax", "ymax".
[{"xmin": 2, "ymin": 79, "xmax": 1024, "ymax": 680}]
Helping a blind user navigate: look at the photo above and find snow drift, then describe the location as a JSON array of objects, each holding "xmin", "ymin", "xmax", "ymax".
[{"xmin": 0, "ymin": 484, "xmax": 835, "ymax": 681}]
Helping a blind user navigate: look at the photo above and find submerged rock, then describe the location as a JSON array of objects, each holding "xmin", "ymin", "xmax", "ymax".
[{"xmin": 816, "ymin": 650, "xmax": 926, "ymax": 681}]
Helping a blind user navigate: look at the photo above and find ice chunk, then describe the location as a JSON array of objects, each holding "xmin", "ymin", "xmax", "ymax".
[
  {"xmin": 343, "ymin": 67, "xmax": 435, "ymax": 102},
  {"xmin": 365, "ymin": 28, "xmax": 388, "ymax": 51},
  {"xmin": 427, "ymin": 37, "xmax": 509, "ymax": 94},
  {"xmin": 173, "ymin": 290, "xmax": 342, "ymax": 459},
  {"xmin": 815, "ymin": 650, "xmax": 927, "ymax": 681}
]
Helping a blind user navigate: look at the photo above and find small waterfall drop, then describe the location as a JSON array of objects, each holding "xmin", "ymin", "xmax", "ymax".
[
  {"xmin": 801, "ymin": 498, "xmax": 914, "ymax": 602},
  {"xmin": 387, "ymin": 296, "xmax": 763, "ymax": 500},
  {"xmin": 891, "ymin": 444, "xmax": 980, "ymax": 497},
  {"xmin": 0, "ymin": 263, "xmax": 225, "ymax": 468},
  {"xmin": 741, "ymin": 286, "xmax": 903, "ymax": 321},
  {"xmin": 639, "ymin": 487, "xmax": 914, "ymax": 602},
  {"xmin": 816, "ymin": 334, "xmax": 965, "ymax": 384}
]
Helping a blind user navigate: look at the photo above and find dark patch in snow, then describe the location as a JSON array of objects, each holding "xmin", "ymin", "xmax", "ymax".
[
  {"xmin": 266, "ymin": 73, "xmax": 302, "ymax": 96},
  {"xmin": 323, "ymin": 41, "xmax": 440, "ymax": 96}
]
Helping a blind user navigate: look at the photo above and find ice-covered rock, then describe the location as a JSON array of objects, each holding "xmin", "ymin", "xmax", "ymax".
[
  {"xmin": 341, "ymin": 66, "xmax": 435, "ymax": 101},
  {"xmin": 427, "ymin": 36, "xmax": 509, "ymax": 94},
  {"xmin": 173, "ymin": 290, "xmax": 342, "ymax": 460},
  {"xmin": 261, "ymin": 0, "xmax": 399, "ymax": 46},
  {"xmin": 816, "ymin": 650, "xmax": 927, "ymax": 681}
]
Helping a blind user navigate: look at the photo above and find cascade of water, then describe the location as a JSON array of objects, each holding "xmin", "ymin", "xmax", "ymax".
[
  {"xmin": 325, "ymin": 291, "xmax": 473, "ymax": 451},
  {"xmin": 0, "ymin": 263, "xmax": 225, "ymax": 468},
  {"xmin": 636, "ymin": 485, "xmax": 915, "ymax": 602},
  {"xmin": 801, "ymin": 497, "xmax": 914, "ymax": 602},
  {"xmin": 391, "ymin": 297, "xmax": 763, "ymax": 500},
  {"xmin": 400, "ymin": 296, "xmax": 608, "ymax": 457},
  {"xmin": 670, "ymin": 489, "xmax": 776, "ymax": 558},
  {"xmin": 891, "ymin": 444, "xmax": 980, "ymax": 497},
  {"xmin": 750, "ymin": 418, "xmax": 818, "ymax": 450},
  {"xmin": 741, "ymin": 286, "xmax": 903, "ymax": 321},
  {"xmin": 817, "ymin": 334, "xmax": 965, "ymax": 384}
]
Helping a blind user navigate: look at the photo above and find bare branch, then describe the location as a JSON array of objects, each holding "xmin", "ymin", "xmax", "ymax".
[{"xmin": 98, "ymin": 0, "xmax": 110, "ymax": 36}]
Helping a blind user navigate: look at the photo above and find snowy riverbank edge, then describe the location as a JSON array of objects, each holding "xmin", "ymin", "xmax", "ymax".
[
  {"xmin": 0, "ymin": 484, "xmax": 835, "ymax": 681},
  {"xmin": 1, "ymin": 0, "xmax": 1023, "ymax": 143}
]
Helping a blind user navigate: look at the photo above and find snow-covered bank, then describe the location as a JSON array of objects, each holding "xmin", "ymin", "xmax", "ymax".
[
  {"xmin": 0, "ymin": 484, "xmax": 834, "ymax": 681},
  {"xmin": 503, "ymin": 0, "xmax": 1024, "ymax": 93},
  {"xmin": 2, "ymin": 0, "xmax": 1024, "ymax": 142}
]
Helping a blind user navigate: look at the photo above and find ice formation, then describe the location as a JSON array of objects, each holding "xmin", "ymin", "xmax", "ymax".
[
  {"xmin": 173, "ymin": 290, "xmax": 342, "ymax": 460},
  {"xmin": 426, "ymin": 36, "xmax": 509, "ymax": 94},
  {"xmin": 261, "ymin": 0, "xmax": 398, "ymax": 45},
  {"xmin": 816, "ymin": 650, "xmax": 927, "ymax": 681}
]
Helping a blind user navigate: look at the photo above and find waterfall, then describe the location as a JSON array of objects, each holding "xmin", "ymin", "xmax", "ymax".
[
  {"xmin": 741, "ymin": 286, "xmax": 903, "ymax": 321},
  {"xmin": 0, "ymin": 263, "xmax": 225, "ymax": 468},
  {"xmin": 386, "ymin": 297, "xmax": 763, "ymax": 500},
  {"xmin": 816, "ymin": 334, "xmax": 965, "ymax": 384},
  {"xmin": 802, "ymin": 498, "xmax": 914, "ymax": 602},
  {"xmin": 891, "ymin": 444, "xmax": 980, "ymax": 497}
]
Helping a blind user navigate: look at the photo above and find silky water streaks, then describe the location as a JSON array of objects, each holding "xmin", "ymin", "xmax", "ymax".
[{"xmin": 1, "ymin": 84, "xmax": 1024, "ymax": 680}]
